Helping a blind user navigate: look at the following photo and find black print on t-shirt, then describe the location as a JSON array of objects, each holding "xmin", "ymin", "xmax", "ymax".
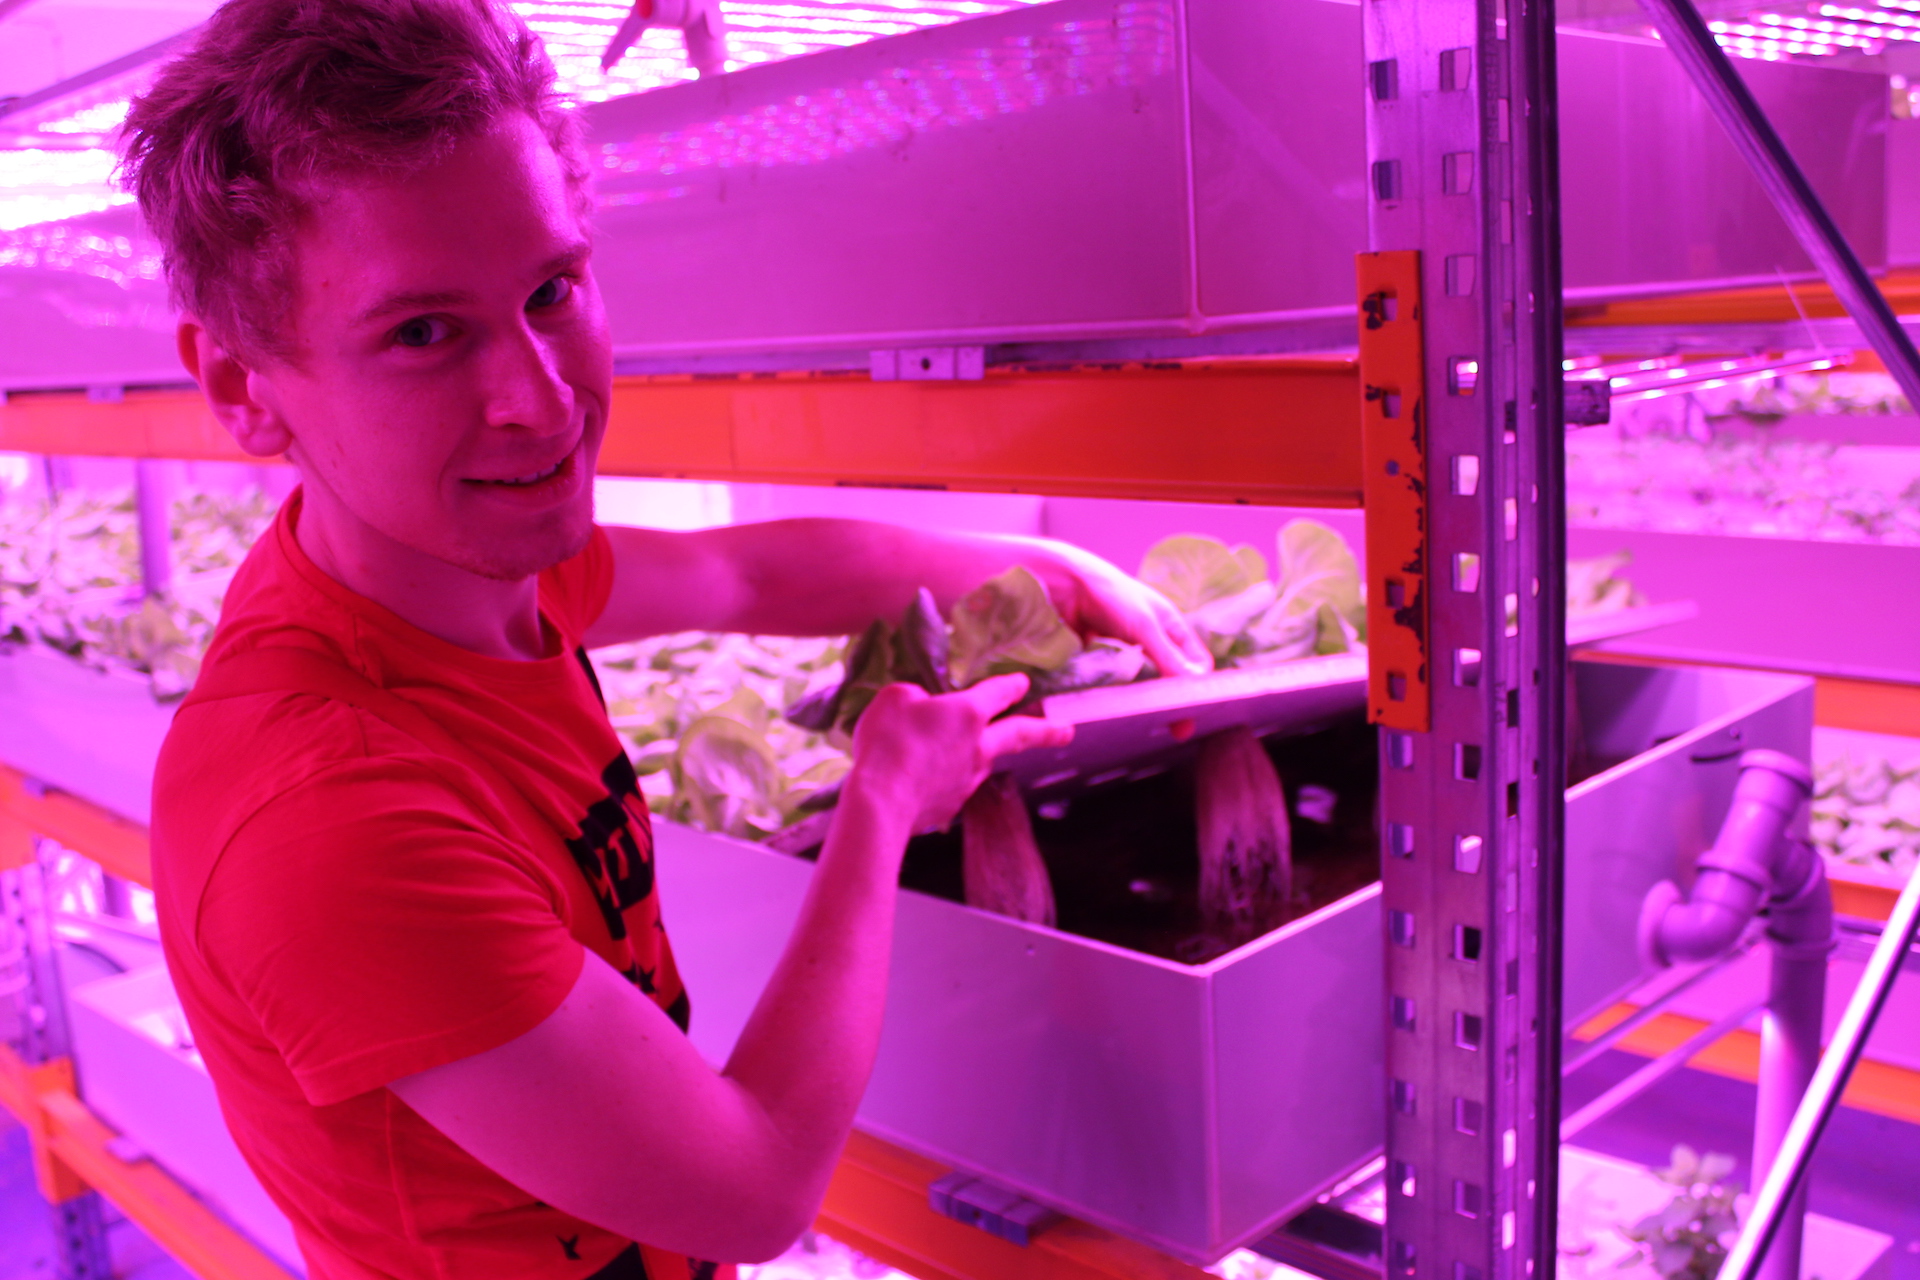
[
  {"xmin": 563, "ymin": 753, "xmax": 654, "ymax": 942},
  {"xmin": 573, "ymin": 645, "xmax": 607, "ymax": 707}
]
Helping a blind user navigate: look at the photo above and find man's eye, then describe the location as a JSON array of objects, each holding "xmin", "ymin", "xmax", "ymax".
[
  {"xmin": 394, "ymin": 317, "xmax": 450, "ymax": 348},
  {"xmin": 528, "ymin": 275, "xmax": 574, "ymax": 310}
]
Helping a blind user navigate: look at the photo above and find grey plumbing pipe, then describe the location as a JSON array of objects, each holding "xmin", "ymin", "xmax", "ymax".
[
  {"xmin": 1633, "ymin": 0, "xmax": 1920, "ymax": 414},
  {"xmin": 1637, "ymin": 750, "xmax": 1833, "ymax": 1280}
]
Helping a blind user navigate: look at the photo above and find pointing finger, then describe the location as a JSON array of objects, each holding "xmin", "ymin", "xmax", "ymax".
[
  {"xmin": 956, "ymin": 672, "xmax": 1034, "ymax": 719},
  {"xmin": 980, "ymin": 714, "xmax": 1074, "ymax": 763}
]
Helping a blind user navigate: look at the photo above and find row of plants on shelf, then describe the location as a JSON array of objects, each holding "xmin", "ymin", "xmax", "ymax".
[
  {"xmin": 0, "ymin": 487, "xmax": 276, "ymax": 698},
  {"xmin": 4, "ymin": 487, "xmax": 1686, "ymax": 850},
  {"xmin": 1568, "ymin": 372, "xmax": 1920, "ymax": 545},
  {"xmin": 1813, "ymin": 751, "xmax": 1920, "ymax": 880}
]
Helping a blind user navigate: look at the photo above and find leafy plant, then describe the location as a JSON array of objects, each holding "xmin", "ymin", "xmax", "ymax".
[
  {"xmin": 1616, "ymin": 1145, "xmax": 1743, "ymax": 1280},
  {"xmin": 787, "ymin": 573, "xmax": 1149, "ymax": 739},
  {"xmin": 0, "ymin": 486, "xmax": 278, "ymax": 699},
  {"xmin": 1138, "ymin": 519, "xmax": 1367, "ymax": 668},
  {"xmin": 1812, "ymin": 751, "xmax": 1920, "ymax": 879},
  {"xmin": 588, "ymin": 631, "xmax": 850, "ymax": 841},
  {"xmin": 1566, "ymin": 413, "xmax": 1920, "ymax": 546}
]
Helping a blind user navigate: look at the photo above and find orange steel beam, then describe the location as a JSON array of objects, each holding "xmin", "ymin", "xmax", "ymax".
[
  {"xmin": 1, "ymin": 361, "xmax": 1366, "ymax": 507},
  {"xmin": 1570, "ymin": 1004, "xmax": 1920, "ymax": 1127},
  {"xmin": 0, "ymin": 763, "xmax": 152, "ymax": 887},
  {"xmin": 0, "ymin": 1044, "xmax": 296, "ymax": 1280},
  {"xmin": 818, "ymin": 1131, "xmax": 1214, "ymax": 1280},
  {"xmin": 1566, "ymin": 267, "xmax": 1920, "ymax": 329}
]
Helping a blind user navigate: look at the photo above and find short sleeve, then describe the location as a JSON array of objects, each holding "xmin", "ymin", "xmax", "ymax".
[
  {"xmin": 196, "ymin": 757, "xmax": 586, "ymax": 1106},
  {"xmin": 539, "ymin": 525, "xmax": 616, "ymax": 635}
]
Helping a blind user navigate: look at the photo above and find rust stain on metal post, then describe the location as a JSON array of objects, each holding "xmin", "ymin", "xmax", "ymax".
[{"xmin": 1357, "ymin": 250, "xmax": 1430, "ymax": 731}]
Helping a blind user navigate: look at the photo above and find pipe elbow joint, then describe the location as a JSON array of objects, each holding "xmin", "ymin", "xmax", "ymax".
[
  {"xmin": 1637, "ymin": 750, "xmax": 1816, "ymax": 969},
  {"xmin": 1640, "ymin": 873, "xmax": 1762, "ymax": 967}
]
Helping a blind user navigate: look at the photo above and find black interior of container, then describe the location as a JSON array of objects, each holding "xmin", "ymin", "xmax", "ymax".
[{"xmin": 887, "ymin": 713, "xmax": 1383, "ymax": 965}]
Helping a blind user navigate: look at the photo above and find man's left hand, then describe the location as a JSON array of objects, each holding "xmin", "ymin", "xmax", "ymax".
[{"xmin": 1033, "ymin": 542, "xmax": 1214, "ymax": 679}]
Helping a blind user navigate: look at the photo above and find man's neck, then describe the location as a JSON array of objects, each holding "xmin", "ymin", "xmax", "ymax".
[{"xmin": 293, "ymin": 482, "xmax": 549, "ymax": 662}]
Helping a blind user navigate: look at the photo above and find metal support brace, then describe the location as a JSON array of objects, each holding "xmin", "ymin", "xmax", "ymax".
[
  {"xmin": 1633, "ymin": 0, "xmax": 1920, "ymax": 411},
  {"xmin": 1362, "ymin": 7, "xmax": 1567, "ymax": 1280}
]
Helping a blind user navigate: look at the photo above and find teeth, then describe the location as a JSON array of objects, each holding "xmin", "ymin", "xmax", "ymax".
[{"xmin": 493, "ymin": 459, "xmax": 563, "ymax": 486}]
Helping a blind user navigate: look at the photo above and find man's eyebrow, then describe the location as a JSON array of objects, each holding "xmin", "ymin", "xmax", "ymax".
[
  {"xmin": 351, "ymin": 244, "xmax": 592, "ymax": 327},
  {"xmin": 353, "ymin": 288, "xmax": 476, "ymax": 327}
]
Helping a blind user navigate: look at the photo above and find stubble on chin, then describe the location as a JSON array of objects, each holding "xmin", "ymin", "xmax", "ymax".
[{"xmin": 447, "ymin": 506, "xmax": 597, "ymax": 583}]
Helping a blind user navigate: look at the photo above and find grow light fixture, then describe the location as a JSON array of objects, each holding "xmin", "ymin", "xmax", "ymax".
[{"xmin": 1602, "ymin": 353, "xmax": 1843, "ymax": 402}]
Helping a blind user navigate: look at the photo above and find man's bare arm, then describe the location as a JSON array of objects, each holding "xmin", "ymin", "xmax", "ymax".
[
  {"xmin": 390, "ymin": 676, "xmax": 1071, "ymax": 1263},
  {"xmin": 580, "ymin": 519, "xmax": 1211, "ymax": 678}
]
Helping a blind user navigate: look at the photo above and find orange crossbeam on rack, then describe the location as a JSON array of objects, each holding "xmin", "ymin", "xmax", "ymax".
[
  {"xmin": 1, "ymin": 361, "xmax": 1366, "ymax": 508},
  {"xmin": 0, "ymin": 1044, "xmax": 296, "ymax": 1280},
  {"xmin": 0, "ymin": 764, "xmax": 152, "ymax": 886},
  {"xmin": 818, "ymin": 1131, "xmax": 1213, "ymax": 1280},
  {"xmin": 1570, "ymin": 1004, "xmax": 1920, "ymax": 1127}
]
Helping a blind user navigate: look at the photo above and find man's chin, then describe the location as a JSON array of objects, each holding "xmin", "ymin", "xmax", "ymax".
[{"xmin": 444, "ymin": 515, "xmax": 596, "ymax": 583}]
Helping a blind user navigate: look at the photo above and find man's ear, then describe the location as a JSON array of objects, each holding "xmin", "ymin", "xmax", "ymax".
[{"xmin": 176, "ymin": 320, "xmax": 295, "ymax": 459}]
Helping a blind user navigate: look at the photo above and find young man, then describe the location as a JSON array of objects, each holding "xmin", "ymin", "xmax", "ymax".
[{"xmin": 130, "ymin": 1, "xmax": 1208, "ymax": 1276}]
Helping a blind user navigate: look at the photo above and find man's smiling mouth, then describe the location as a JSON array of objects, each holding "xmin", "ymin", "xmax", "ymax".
[
  {"xmin": 469, "ymin": 440, "xmax": 581, "ymax": 489},
  {"xmin": 485, "ymin": 458, "xmax": 566, "ymax": 487}
]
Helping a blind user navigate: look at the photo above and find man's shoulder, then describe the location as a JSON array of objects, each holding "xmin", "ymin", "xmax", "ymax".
[{"xmin": 152, "ymin": 664, "xmax": 499, "ymax": 912}]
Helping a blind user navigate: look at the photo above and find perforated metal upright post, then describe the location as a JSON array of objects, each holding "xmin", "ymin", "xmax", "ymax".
[
  {"xmin": 1359, "ymin": 7, "xmax": 1566, "ymax": 1280},
  {"xmin": 2, "ymin": 841, "xmax": 115, "ymax": 1280}
]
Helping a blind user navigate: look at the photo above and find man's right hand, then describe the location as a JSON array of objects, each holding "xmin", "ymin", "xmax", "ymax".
[{"xmin": 845, "ymin": 674, "xmax": 1075, "ymax": 836}]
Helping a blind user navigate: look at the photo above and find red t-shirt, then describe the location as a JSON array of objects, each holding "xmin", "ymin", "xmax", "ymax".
[{"xmin": 153, "ymin": 491, "xmax": 732, "ymax": 1280}]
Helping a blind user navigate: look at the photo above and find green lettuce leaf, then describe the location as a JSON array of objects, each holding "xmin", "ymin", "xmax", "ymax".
[
  {"xmin": 672, "ymin": 714, "xmax": 785, "ymax": 838},
  {"xmin": 1137, "ymin": 535, "xmax": 1267, "ymax": 614}
]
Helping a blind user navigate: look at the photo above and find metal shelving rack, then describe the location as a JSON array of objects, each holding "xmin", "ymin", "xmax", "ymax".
[
  {"xmin": 1360, "ymin": 7, "xmax": 1567, "ymax": 1280},
  {"xmin": 4, "ymin": 1, "xmax": 1920, "ymax": 1278}
]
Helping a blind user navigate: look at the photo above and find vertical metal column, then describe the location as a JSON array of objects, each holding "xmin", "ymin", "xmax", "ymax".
[
  {"xmin": 2, "ymin": 843, "xmax": 115, "ymax": 1280},
  {"xmin": 1361, "ymin": 8, "xmax": 1567, "ymax": 1280}
]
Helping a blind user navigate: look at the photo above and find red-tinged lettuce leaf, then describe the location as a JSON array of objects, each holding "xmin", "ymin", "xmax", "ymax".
[
  {"xmin": 893, "ymin": 586, "xmax": 952, "ymax": 694},
  {"xmin": 830, "ymin": 618, "xmax": 896, "ymax": 733},
  {"xmin": 947, "ymin": 566, "xmax": 1082, "ymax": 689}
]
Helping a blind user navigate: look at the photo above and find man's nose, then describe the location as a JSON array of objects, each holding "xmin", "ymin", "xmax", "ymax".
[{"xmin": 481, "ymin": 322, "xmax": 572, "ymax": 436}]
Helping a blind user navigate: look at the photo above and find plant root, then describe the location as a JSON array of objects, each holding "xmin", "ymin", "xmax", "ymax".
[
  {"xmin": 962, "ymin": 774, "xmax": 1057, "ymax": 926},
  {"xmin": 1194, "ymin": 725, "xmax": 1293, "ymax": 950}
]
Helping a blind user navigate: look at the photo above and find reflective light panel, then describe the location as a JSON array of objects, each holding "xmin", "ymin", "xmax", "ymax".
[{"xmin": 0, "ymin": 0, "xmax": 1043, "ymax": 230}]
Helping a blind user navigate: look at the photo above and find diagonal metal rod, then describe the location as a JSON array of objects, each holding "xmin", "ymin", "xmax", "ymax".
[
  {"xmin": 1716, "ymin": 856, "xmax": 1920, "ymax": 1280},
  {"xmin": 1634, "ymin": 0, "xmax": 1920, "ymax": 413},
  {"xmin": 1562, "ymin": 931, "xmax": 1759, "ymax": 1078},
  {"xmin": 1560, "ymin": 998, "xmax": 1763, "ymax": 1141}
]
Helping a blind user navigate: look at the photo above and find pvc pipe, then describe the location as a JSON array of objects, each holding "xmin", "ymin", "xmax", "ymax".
[
  {"xmin": 133, "ymin": 458, "xmax": 171, "ymax": 599},
  {"xmin": 1640, "ymin": 751, "xmax": 1819, "ymax": 968},
  {"xmin": 1755, "ymin": 947, "xmax": 1823, "ymax": 1280},
  {"xmin": 1633, "ymin": 0, "xmax": 1920, "ymax": 414},
  {"xmin": 1635, "ymin": 750, "xmax": 1834, "ymax": 1280},
  {"xmin": 1717, "ymin": 862, "xmax": 1920, "ymax": 1280}
]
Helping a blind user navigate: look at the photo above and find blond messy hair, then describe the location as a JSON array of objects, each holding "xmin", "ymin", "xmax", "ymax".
[{"xmin": 121, "ymin": 0, "xmax": 589, "ymax": 366}]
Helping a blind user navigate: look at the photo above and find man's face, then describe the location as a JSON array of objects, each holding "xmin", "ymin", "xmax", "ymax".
[{"xmin": 256, "ymin": 113, "xmax": 612, "ymax": 582}]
